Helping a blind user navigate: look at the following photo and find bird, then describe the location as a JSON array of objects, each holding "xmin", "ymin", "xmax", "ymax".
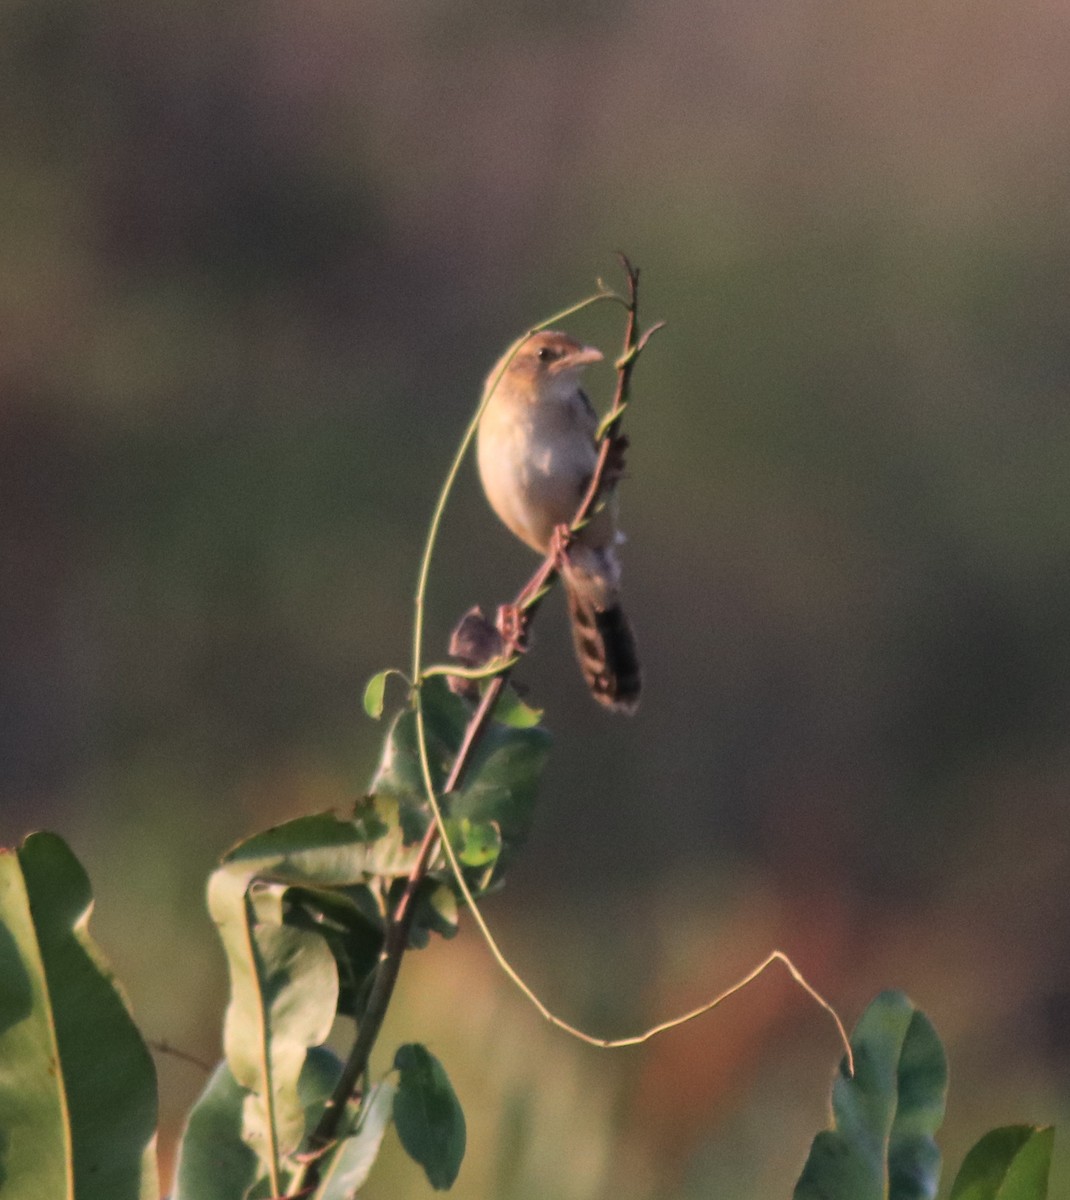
[{"xmin": 476, "ymin": 329, "xmax": 641, "ymax": 713}]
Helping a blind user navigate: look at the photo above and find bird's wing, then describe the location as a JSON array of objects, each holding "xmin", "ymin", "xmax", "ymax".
[{"xmin": 576, "ymin": 388, "xmax": 598, "ymax": 440}]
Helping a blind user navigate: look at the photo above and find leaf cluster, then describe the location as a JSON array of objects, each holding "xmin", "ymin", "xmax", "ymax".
[
  {"xmin": 793, "ymin": 991, "xmax": 1054, "ymax": 1200},
  {"xmin": 0, "ymin": 662, "xmax": 544, "ymax": 1196},
  {"xmin": 0, "ymin": 845, "xmax": 1056, "ymax": 1199},
  {"xmin": 170, "ymin": 674, "xmax": 546, "ymax": 1196}
]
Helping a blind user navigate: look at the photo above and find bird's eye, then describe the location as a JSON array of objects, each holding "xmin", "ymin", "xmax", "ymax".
[{"xmin": 537, "ymin": 346, "xmax": 556, "ymax": 363}]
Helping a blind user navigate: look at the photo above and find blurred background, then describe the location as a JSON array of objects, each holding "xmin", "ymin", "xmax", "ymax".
[{"xmin": 4, "ymin": 0, "xmax": 1070, "ymax": 1194}]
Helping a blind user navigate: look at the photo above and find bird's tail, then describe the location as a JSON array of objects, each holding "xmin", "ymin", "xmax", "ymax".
[{"xmin": 562, "ymin": 544, "xmax": 641, "ymax": 713}]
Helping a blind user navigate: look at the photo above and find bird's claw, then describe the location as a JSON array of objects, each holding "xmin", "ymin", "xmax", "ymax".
[
  {"xmin": 496, "ymin": 603, "xmax": 527, "ymax": 652},
  {"xmin": 549, "ymin": 523, "xmax": 573, "ymax": 570}
]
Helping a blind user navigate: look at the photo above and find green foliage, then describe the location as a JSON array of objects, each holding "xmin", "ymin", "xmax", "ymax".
[
  {"xmin": 363, "ymin": 670, "xmax": 391, "ymax": 720},
  {"xmin": 313, "ymin": 1079, "xmax": 397, "ymax": 1199},
  {"xmin": 371, "ymin": 676, "xmax": 551, "ymax": 880},
  {"xmin": 793, "ymin": 993, "xmax": 1052, "ymax": 1200},
  {"xmin": 165, "ymin": 673, "xmax": 547, "ymax": 1193},
  {"xmin": 364, "ymin": 669, "xmax": 411, "ymax": 721},
  {"xmin": 208, "ymin": 871, "xmax": 339, "ymax": 1177},
  {"xmin": 0, "ymin": 832, "xmax": 159, "ymax": 1200},
  {"xmin": 490, "ymin": 685, "xmax": 544, "ymax": 729},
  {"xmin": 0, "ymin": 624, "xmax": 1058, "ymax": 1200},
  {"xmin": 949, "ymin": 1125, "xmax": 1054, "ymax": 1200},
  {"xmin": 172, "ymin": 1061, "xmax": 260, "ymax": 1200},
  {"xmin": 393, "ymin": 1044, "xmax": 467, "ymax": 1191},
  {"xmin": 445, "ymin": 815, "xmax": 503, "ymax": 868},
  {"xmin": 2, "ymin": 714, "xmax": 1055, "ymax": 1200},
  {"xmin": 281, "ymin": 884, "xmax": 385, "ymax": 1017},
  {"xmin": 794, "ymin": 990, "xmax": 947, "ymax": 1200}
]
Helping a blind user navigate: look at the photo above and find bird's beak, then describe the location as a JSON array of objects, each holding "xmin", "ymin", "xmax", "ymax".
[{"xmin": 554, "ymin": 344, "xmax": 604, "ymax": 372}]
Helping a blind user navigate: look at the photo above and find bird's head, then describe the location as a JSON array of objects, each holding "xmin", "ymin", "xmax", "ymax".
[{"xmin": 501, "ymin": 330, "xmax": 604, "ymax": 387}]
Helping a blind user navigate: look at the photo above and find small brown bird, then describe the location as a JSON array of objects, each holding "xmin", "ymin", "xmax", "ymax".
[{"xmin": 476, "ymin": 330, "xmax": 641, "ymax": 713}]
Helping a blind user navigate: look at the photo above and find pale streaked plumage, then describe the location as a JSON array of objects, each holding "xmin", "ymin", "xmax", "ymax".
[{"xmin": 476, "ymin": 330, "xmax": 641, "ymax": 712}]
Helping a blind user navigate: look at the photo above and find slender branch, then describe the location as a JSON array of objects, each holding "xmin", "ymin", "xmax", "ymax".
[{"xmin": 295, "ymin": 264, "xmax": 653, "ymax": 1191}]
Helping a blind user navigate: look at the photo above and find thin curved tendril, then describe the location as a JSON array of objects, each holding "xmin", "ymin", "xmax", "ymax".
[
  {"xmin": 413, "ymin": 697, "xmax": 852, "ymax": 1068},
  {"xmin": 407, "ymin": 286, "xmax": 855, "ymax": 1074}
]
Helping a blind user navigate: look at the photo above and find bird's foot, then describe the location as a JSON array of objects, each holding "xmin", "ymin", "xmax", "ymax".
[
  {"xmin": 548, "ymin": 522, "xmax": 573, "ymax": 570},
  {"xmin": 496, "ymin": 603, "xmax": 528, "ymax": 653}
]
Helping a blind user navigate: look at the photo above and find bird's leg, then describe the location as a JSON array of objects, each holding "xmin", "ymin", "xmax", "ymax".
[
  {"xmin": 548, "ymin": 522, "xmax": 574, "ymax": 570},
  {"xmin": 496, "ymin": 602, "xmax": 528, "ymax": 652},
  {"xmin": 503, "ymin": 524, "xmax": 575, "ymax": 650}
]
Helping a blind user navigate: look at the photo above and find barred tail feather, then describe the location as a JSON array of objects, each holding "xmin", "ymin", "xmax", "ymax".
[{"xmin": 566, "ymin": 587, "xmax": 641, "ymax": 714}]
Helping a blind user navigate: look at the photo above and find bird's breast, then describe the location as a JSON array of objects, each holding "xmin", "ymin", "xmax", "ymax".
[{"xmin": 478, "ymin": 390, "xmax": 600, "ymax": 553}]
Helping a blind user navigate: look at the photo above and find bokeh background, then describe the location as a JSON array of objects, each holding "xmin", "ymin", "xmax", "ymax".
[{"xmin": 4, "ymin": 0, "xmax": 1070, "ymax": 1194}]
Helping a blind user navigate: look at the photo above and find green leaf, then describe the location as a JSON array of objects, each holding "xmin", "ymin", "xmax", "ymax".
[
  {"xmin": 207, "ymin": 795, "xmax": 431, "ymax": 1181},
  {"xmin": 428, "ymin": 883, "xmax": 459, "ymax": 934},
  {"xmin": 222, "ymin": 797, "xmax": 419, "ymax": 886},
  {"xmin": 372, "ymin": 677, "xmax": 470, "ymax": 804},
  {"xmin": 393, "ymin": 1043, "xmax": 466, "ymax": 1190},
  {"xmin": 395, "ymin": 877, "xmax": 459, "ymax": 951},
  {"xmin": 172, "ymin": 1061, "xmax": 260, "ymax": 1200},
  {"xmin": 949, "ymin": 1125, "xmax": 1054, "ymax": 1200},
  {"xmin": 363, "ymin": 669, "xmax": 411, "ymax": 720},
  {"xmin": 174, "ymin": 1048, "xmax": 348, "ymax": 1200},
  {"xmin": 207, "ymin": 870, "xmax": 339, "ymax": 1174},
  {"xmin": 281, "ymin": 885, "xmax": 384, "ymax": 1020},
  {"xmin": 490, "ymin": 686, "xmax": 544, "ymax": 729},
  {"xmin": 313, "ymin": 1081, "xmax": 396, "ymax": 1199},
  {"xmin": 446, "ymin": 817, "xmax": 502, "ymax": 868},
  {"xmin": 369, "ymin": 675, "xmax": 550, "ymax": 870},
  {"xmin": 406, "ymin": 881, "xmax": 459, "ymax": 947},
  {"xmin": 297, "ymin": 1044, "xmax": 346, "ymax": 1124},
  {"xmin": 793, "ymin": 990, "xmax": 947, "ymax": 1200},
  {"xmin": 363, "ymin": 670, "xmax": 391, "ymax": 719},
  {"xmin": 449, "ymin": 721, "xmax": 550, "ymax": 856},
  {"xmin": 0, "ymin": 832, "xmax": 159, "ymax": 1200}
]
